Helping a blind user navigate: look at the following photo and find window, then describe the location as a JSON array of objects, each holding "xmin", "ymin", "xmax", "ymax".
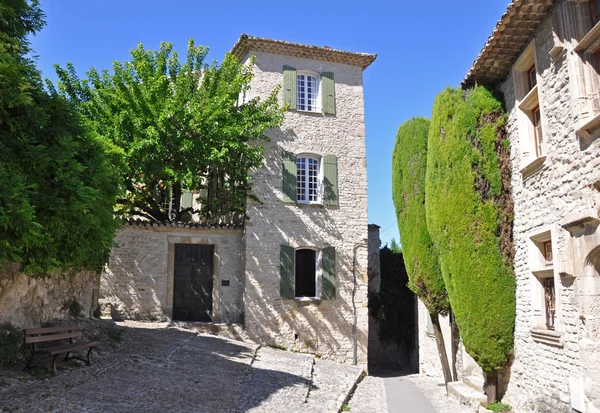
[
  {"xmin": 532, "ymin": 106, "xmax": 544, "ymax": 157},
  {"xmin": 296, "ymin": 156, "xmax": 321, "ymax": 203},
  {"xmin": 295, "ymin": 249, "xmax": 317, "ymax": 298},
  {"xmin": 543, "ymin": 240, "xmax": 553, "ymax": 264},
  {"xmin": 297, "ymin": 74, "xmax": 319, "ymax": 112},
  {"xmin": 543, "ymin": 278, "xmax": 556, "ymax": 330},
  {"xmin": 282, "ymin": 66, "xmax": 336, "ymax": 115},
  {"xmin": 527, "ymin": 64, "xmax": 537, "ymax": 92},
  {"xmin": 513, "ymin": 41, "xmax": 547, "ymax": 177}
]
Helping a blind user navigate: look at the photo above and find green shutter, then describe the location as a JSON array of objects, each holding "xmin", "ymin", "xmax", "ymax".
[
  {"xmin": 321, "ymin": 72, "xmax": 335, "ymax": 115},
  {"xmin": 323, "ymin": 155, "xmax": 338, "ymax": 206},
  {"xmin": 322, "ymin": 247, "xmax": 336, "ymax": 300},
  {"xmin": 280, "ymin": 245, "xmax": 295, "ymax": 299},
  {"xmin": 282, "ymin": 150, "xmax": 297, "ymax": 203},
  {"xmin": 283, "ymin": 66, "xmax": 297, "ymax": 110},
  {"xmin": 180, "ymin": 191, "xmax": 193, "ymax": 210}
]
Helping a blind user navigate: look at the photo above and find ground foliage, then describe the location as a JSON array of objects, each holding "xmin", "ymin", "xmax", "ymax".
[
  {"xmin": 391, "ymin": 117, "xmax": 449, "ymax": 317},
  {"xmin": 425, "ymin": 86, "xmax": 515, "ymax": 373},
  {"xmin": 369, "ymin": 246, "xmax": 416, "ymax": 349},
  {"xmin": 54, "ymin": 41, "xmax": 286, "ymax": 222},
  {"xmin": 0, "ymin": 0, "xmax": 120, "ymax": 277}
]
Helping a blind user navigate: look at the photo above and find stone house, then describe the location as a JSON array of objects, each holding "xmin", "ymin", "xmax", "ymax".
[
  {"xmin": 419, "ymin": 1, "xmax": 600, "ymax": 412},
  {"xmin": 100, "ymin": 35, "xmax": 377, "ymax": 364}
]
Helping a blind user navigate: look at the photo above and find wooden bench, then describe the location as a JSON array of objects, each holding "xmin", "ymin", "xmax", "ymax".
[{"xmin": 24, "ymin": 325, "xmax": 100, "ymax": 374}]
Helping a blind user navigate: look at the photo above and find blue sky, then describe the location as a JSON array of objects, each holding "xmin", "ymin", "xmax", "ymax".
[{"xmin": 31, "ymin": 0, "xmax": 508, "ymax": 247}]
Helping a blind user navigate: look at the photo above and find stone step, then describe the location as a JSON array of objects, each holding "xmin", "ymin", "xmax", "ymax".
[
  {"xmin": 463, "ymin": 375, "xmax": 485, "ymax": 394},
  {"xmin": 447, "ymin": 380, "xmax": 487, "ymax": 407}
]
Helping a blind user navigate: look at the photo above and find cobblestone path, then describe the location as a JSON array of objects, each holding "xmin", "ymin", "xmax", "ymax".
[{"xmin": 0, "ymin": 322, "xmax": 363, "ymax": 413}]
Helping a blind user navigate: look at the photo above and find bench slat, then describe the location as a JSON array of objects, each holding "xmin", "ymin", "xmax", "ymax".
[
  {"xmin": 36, "ymin": 341, "xmax": 101, "ymax": 355},
  {"xmin": 25, "ymin": 325, "xmax": 82, "ymax": 335},
  {"xmin": 26, "ymin": 332, "xmax": 82, "ymax": 344}
]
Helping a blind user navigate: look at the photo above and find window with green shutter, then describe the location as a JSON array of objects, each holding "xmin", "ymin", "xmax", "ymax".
[
  {"xmin": 283, "ymin": 66, "xmax": 297, "ymax": 110},
  {"xmin": 280, "ymin": 245, "xmax": 295, "ymax": 299},
  {"xmin": 321, "ymin": 247, "xmax": 336, "ymax": 300},
  {"xmin": 282, "ymin": 150, "xmax": 297, "ymax": 203},
  {"xmin": 321, "ymin": 72, "xmax": 335, "ymax": 115},
  {"xmin": 323, "ymin": 155, "xmax": 338, "ymax": 206}
]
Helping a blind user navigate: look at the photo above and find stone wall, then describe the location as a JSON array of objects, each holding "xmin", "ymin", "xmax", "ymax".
[
  {"xmin": 241, "ymin": 51, "xmax": 370, "ymax": 363},
  {"xmin": 497, "ymin": 3, "xmax": 600, "ymax": 411},
  {"xmin": 101, "ymin": 225, "xmax": 244, "ymax": 323},
  {"xmin": 0, "ymin": 263, "xmax": 95, "ymax": 329}
]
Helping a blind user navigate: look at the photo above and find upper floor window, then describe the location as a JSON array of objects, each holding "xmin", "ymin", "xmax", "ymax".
[
  {"xmin": 296, "ymin": 156, "xmax": 321, "ymax": 203},
  {"xmin": 283, "ymin": 66, "xmax": 336, "ymax": 115},
  {"xmin": 527, "ymin": 64, "xmax": 537, "ymax": 92},
  {"xmin": 297, "ymin": 74, "xmax": 319, "ymax": 112}
]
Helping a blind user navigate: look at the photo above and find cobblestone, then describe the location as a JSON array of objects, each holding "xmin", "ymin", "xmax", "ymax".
[
  {"xmin": 347, "ymin": 375, "xmax": 388, "ymax": 413},
  {"xmin": 0, "ymin": 321, "xmax": 364, "ymax": 413}
]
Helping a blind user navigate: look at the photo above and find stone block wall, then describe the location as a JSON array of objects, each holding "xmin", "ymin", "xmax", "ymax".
[
  {"xmin": 241, "ymin": 51, "xmax": 370, "ymax": 363},
  {"xmin": 101, "ymin": 225, "xmax": 244, "ymax": 323},
  {"xmin": 497, "ymin": 4, "xmax": 600, "ymax": 411},
  {"xmin": 0, "ymin": 263, "xmax": 95, "ymax": 329}
]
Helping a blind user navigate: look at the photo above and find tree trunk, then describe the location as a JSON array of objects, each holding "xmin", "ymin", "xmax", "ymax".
[
  {"xmin": 486, "ymin": 371, "xmax": 498, "ymax": 403},
  {"xmin": 450, "ymin": 309, "xmax": 460, "ymax": 381},
  {"xmin": 431, "ymin": 311, "xmax": 453, "ymax": 387}
]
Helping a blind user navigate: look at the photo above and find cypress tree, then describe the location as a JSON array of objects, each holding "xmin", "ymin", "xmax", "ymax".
[
  {"xmin": 392, "ymin": 117, "xmax": 452, "ymax": 385},
  {"xmin": 426, "ymin": 87, "xmax": 515, "ymax": 402}
]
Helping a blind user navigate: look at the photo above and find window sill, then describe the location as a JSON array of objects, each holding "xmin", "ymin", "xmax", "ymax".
[
  {"xmin": 576, "ymin": 111, "xmax": 600, "ymax": 139},
  {"xmin": 294, "ymin": 297, "xmax": 322, "ymax": 305},
  {"xmin": 518, "ymin": 85, "xmax": 539, "ymax": 112},
  {"xmin": 531, "ymin": 328, "xmax": 564, "ymax": 347},
  {"xmin": 520, "ymin": 155, "xmax": 547, "ymax": 179},
  {"xmin": 575, "ymin": 20, "xmax": 600, "ymax": 54},
  {"xmin": 293, "ymin": 109, "xmax": 324, "ymax": 116},
  {"xmin": 531, "ymin": 267, "xmax": 554, "ymax": 279}
]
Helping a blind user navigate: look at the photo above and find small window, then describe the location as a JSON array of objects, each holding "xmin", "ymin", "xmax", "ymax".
[
  {"xmin": 297, "ymin": 74, "xmax": 319, "ymax": 112},
  {"xmin": 296, "ymin": 156, "xmax": 321, "ymax": 203},
  {"xmin": 543, "ymin": 240, "xmax": 553, "ymax": 264},
  {"xmin": 532, "ymin": 106, "xmax": 544, "ymax": 157},
  {"xmin": 543, "ymin": 278, "xmax": 556, "ymax": 330},
  {"xmin": 295, "ymin": 249, "xmax": 317, "ymax": 298},
  {"xmin": 527, "ymin": 64, "xmax": 537, "ymax": 92}
]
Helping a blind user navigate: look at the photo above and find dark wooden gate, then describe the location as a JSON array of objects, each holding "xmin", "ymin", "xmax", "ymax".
[{"xmin": 173, "ymin": 244, "xmax": 214, "ymax": 321}]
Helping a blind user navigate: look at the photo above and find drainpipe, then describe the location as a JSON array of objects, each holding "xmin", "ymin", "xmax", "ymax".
[{"xmin": 352, "ymin": 239, "xmax": 368, "ymax": 365}]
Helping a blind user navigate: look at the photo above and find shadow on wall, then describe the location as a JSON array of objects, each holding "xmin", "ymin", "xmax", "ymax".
[{"xmin": 243, "ymin": 125, "xmax": 369, "ymax": 362}]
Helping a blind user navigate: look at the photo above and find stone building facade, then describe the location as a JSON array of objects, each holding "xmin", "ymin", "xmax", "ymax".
[
  {"xmin": 101, "ymin": 35, "xmax": 377, "ymax": 364},
  {"xmin": 417, "ymin": 1, "xmax": 600, "ymax": 412}
]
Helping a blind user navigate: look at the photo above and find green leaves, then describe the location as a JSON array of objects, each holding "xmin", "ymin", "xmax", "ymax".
[
  {"xmin": 425, "ymin": 87, "xmax": 515, "ymax": 373},
  {"xmin": 0, "ymin": 0, "xmax": 120, "ymax": 277},
  {"xmin": 56, "ymin": 40, "xmax": 285, "ymax": 222}
]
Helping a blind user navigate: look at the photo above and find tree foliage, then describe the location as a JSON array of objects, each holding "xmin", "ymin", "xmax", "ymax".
[
  {"xmin": 392, "ymin": 117, "xmax": 449, "ymax": 317},
  {"xmin": 0, "ymin": 0, "xmax": 120, "ymax": 277},
  {"xmin": 54, "ymin": 41, "xmax": 285, "ymax": 222},
  {"xmin": 425, "ymin": 87, "xmax": 515, "ymax": 373}
]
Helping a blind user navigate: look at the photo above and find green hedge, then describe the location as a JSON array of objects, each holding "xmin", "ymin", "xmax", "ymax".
[
  {"xmin": 392, "ymin": 118, "xmax": 449, "ymax": 316},
  {"xmin": 425, "ymin": 87, "xmax": 515, "ymax": 373}
]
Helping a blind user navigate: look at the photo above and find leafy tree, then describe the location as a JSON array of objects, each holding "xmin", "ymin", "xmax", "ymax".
[
  {"xmin": 54, "ymin": 41, "xmax": 285, "ymax": 223},
  {"xmin": 0, "ymin": 0, "xmax": 120, "ymax": 277},
  {"xmin": 426, "ymin": 87, "xmax": 515, "ymax": 402},
  {"xmin": 392, "ymin": 117, "xmax": 452, "ymax": 385}
]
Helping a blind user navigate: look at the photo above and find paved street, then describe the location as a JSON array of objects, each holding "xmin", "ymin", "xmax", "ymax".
[{"xmin": 0, "ymin": 322, "xmax": 475, "ymax": 413}]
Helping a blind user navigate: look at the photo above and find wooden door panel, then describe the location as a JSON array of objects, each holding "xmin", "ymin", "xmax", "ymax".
[{"xmin": 173, "ymin": 244, "xmax": 214, "ymax": 322}]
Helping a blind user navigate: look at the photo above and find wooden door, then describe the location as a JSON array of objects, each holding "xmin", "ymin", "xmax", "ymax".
[{"xmin": 173, "ymin": 244, "xmax": 214, "ymax": 321}]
